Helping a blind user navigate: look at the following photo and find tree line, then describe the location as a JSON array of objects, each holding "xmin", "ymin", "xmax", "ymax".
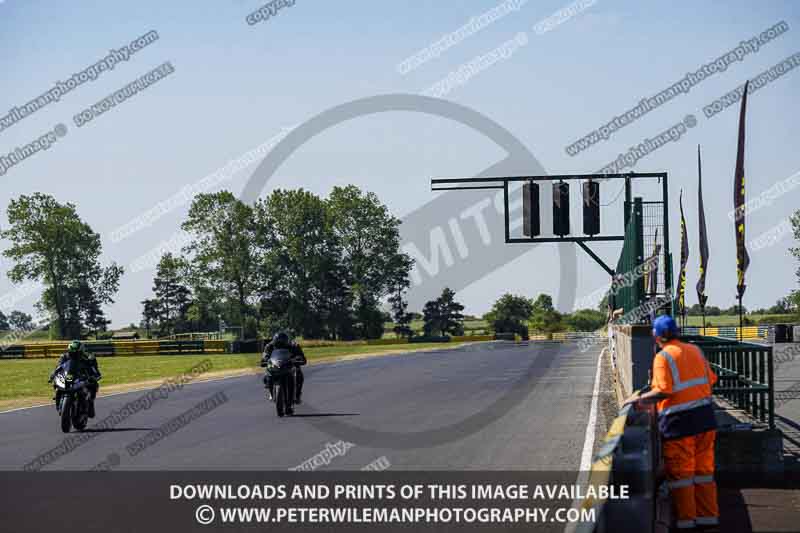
[
  {"xmin": 141, "ymin": 186, "xmax": 412, "ymax": 340},
  {"xmin": 0, "ymin": 310, "xmax": 35, "ymax": 332},
  {"xmin": 482, "ymin": 293, "xmax": 607, "ymax": 338},
  {"xmin": 2, "ymin": 190, "xmax": 798, "ymax": 341},
  {"xmin": 1, "ymin": 193, "xmax": 122, "ymax": 339}
]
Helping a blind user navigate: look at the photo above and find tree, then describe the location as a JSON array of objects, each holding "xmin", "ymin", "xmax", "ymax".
[
  {"xmin": 255, "ymin": 189, "xmax": 351, "ymax": 339},
  {"xmin": 787, "ymin": 209, "xmax": 800, "ymax": 315},
  {"xmin": 687, "ymin": 303, "xmax": 704, "ymax": 316},
  {"xmin": 723, "ymin": 304, "xmax": 747, "ymax": 315},
  {"xmin": 787, "ymin": 291, "xmax": 800, "ymax": 314},
  {"xmin": 764, "ymin": 297, "xmax": 794, "ymax": 315},
  {"xmin": 0, "ymin": 311, "xmax": 9, "ymax": 331},
  {"xmin": 529, "ymin": 294, "xmax": 563, "ymax": 334},
  {"xmin": 8, "ymin": 310, "xmax": 33, "ymax": 331},
  {"xmin": 151, "ymin": 253, "xmax": 192, "ymax": 335},
  {"xmin": 2, "ymin": 193, "xmax": 122, "ymax": 339},
  {"xmin": 387, "ymin": 255, "xmax": 415, "ymax": 339},
  {"xmin": 79, "ymin": 283, "xmax": 110, "ymax": 338},
  {"xmin": 563, "ymin": 309, "xmax": 606, "ymax": 331},
  {"xmin": 182, "ymin": 192, "xmax": 261, "ymax": 338},
  {"xmin": 597, "ymin": 293, "xmax": 609, "ymax": 313},
  {"xmin": 484, "ymin": 294, "xmax": 533, "ymax": 337},
  {"xmin": 422, "ymin": 287, "xmax": 464, "ymax": 337},
  {"xmin": 185, "ymin": 286, "xmax": 220, "ymax": 332},
  {"xmin": 141, "ymin": 299, "xmax": 160, "ymax": 336},
  {"xmin": 326, "ymin": 185, "xmax": 411, "ymax": 339}
]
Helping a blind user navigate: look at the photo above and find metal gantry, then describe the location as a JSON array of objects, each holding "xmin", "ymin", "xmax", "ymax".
[{"xmin": 431, "ymin": 172, "xmax": 671, "ymax": 298}]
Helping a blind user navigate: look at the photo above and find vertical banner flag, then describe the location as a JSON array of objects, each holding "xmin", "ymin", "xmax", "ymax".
[
  {"xmin": 696, "ymin": 145, "xmax": 709, "ymax": 308},
  {"xmin": 734, "ymin": 80, "xmax": 750, "ymax": 298},
  {"xmin": 647, "ymin": 228, "xmax": 661, "ymax": 297},
  {"xmin": 647, "ymin": 228, "xmax": 661, "ymax": 323},
  {"xmin": 677, "ymin": 190, "xmax": 689, "ymax": 315}
]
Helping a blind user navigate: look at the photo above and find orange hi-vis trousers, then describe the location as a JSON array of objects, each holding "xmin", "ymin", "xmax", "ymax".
[{"xmin": 662, "ymin": 430, "xmax": 719, "ymax": 529}]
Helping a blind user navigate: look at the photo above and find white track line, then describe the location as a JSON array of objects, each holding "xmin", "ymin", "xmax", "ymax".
[
  {"xmin": 578, "ymin": 347, "xmax": 604, "ymax": 472},
  {"xmin": 564, "ymin": 346, "xmax": 606, "ymax": 533},
  {"xmin": 0, "ymin": 370, "xmax": 257, "ymax": 415}
]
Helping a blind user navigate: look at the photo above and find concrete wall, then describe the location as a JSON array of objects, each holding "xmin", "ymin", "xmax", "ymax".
[{"xmin": 610, "ymin": 324, "xmax": 655, "ymax": 397}]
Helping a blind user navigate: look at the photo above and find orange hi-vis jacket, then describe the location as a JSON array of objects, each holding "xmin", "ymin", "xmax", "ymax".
[{"xmin": 650, "ymin": 339, "xmax": 718, "ymax": 440}]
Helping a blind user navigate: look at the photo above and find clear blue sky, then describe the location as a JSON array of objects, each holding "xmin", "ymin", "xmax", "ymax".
[{"xmin": 1, "ymin": 0, "xmax": 798, "ymax": 327}]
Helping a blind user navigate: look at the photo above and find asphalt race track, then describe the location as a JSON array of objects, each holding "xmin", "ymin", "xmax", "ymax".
[{"xmin": 0, "ymin": 341, "xmax": 603, "ymax": 471}]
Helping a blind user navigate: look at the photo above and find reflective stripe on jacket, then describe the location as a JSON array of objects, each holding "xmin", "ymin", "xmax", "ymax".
[{"xmin": 651, "ymin": 339, "xmax": 718, "ymax": 440}]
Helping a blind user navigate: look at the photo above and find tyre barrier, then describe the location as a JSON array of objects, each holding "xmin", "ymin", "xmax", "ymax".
[
  {"xmin": 3, "ymin": 339, "xmax": 228, "ymax": 359},
  {"xmin": 681, "ymin": 325, "xmax": 769, "ymax": 341}
]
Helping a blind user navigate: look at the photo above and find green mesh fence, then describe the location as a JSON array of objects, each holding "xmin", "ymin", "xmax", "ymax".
[{"xmin": 613, "ymin": 198, "xmax": 645, "ymax": 317}]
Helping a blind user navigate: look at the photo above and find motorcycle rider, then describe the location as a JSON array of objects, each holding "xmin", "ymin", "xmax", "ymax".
[
  {"xmin": 261, "ymin": 331, "xmax": 306, "ymax": 403},
  {"xmin": 49, "ymin": 340, "xmax": 101, "ymax": 418}
]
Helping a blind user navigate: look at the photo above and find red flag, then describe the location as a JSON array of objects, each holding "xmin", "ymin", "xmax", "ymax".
[{"xmin": 647, "ymin": 228, "xmax": 660, "ymax": 296}]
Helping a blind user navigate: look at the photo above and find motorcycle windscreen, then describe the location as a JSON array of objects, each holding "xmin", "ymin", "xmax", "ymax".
[
  {"xmin": 270, "ymin": 348, "xmax": 293, "ymax": 366},
  {"xmin": 61, "ymin": 358, "xmax": 76, "ymax": 378}
]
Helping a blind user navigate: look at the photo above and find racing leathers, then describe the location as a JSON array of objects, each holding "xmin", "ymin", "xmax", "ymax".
[
  {"xmin": 261, "ymin": 340, "xmax": 306, "ymax": 402},
  {"xmin": 50, "ymin": 348, "xmax": 101, "ymax": 417}
]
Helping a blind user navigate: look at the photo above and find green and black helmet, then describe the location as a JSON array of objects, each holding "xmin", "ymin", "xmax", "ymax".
[{"xmin": 68, "ymin": 340, "xmax": 82, "ymax": 354}]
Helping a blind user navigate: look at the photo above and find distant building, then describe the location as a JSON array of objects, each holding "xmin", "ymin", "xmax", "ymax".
[{"xmin": 111, "ymin": 331, "xmax": 140, "ymax": 341}]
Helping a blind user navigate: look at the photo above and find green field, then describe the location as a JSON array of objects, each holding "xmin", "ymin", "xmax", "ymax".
[
  {"xmin": 0, "ymin": 342, "xmax": 461, "ymax": 403},
  {"xmin": 683, "ymin": 314, "xmax": 797, "ymax": 327},
  {"xmin": 382, "ymin": 319, "xmax": 489, "ymax": 338}
]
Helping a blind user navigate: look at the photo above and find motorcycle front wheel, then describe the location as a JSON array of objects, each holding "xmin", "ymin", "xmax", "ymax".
[
  {"xmin": 275, "ymin": 382, "xmax": 285, "ymax": 417},
  {"xmin": 72, "ymin": 397, "xmax": 88, "ymax": 431},
  {"xmin": 60, "ymin": 396, "xmax": 72, "ymax": 433}
]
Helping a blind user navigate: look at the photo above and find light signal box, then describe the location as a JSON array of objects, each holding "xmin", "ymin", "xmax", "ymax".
[
  {"xmin": 522, "ymin": 182, "xmax": 540, "ymax": 237},
  {"xmin": 552, "ymin": 181, "xmax": 570, "ymax": 236}
]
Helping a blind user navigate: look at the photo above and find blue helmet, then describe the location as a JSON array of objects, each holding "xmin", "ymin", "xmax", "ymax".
[{"xmin": 653, "ymin": 315, "xmax": 678, "ymax": 337}]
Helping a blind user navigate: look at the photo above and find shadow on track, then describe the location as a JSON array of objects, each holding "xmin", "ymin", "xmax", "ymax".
[
  {"xmin": 288, "ymin": 413, "xmax": 359, "ymax": 418},
  {"xmin": 78, "ymin": 427, "xmax": 153, "ymax": 433}
]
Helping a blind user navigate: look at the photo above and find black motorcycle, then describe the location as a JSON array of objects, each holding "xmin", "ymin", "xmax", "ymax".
[
  {"xmin": 50, "ymin": 358, "xmax": 95, "ymax": 433},
  {"xmin": 262, "ymin": 348, "xmax": 298, "ymax": 417}
]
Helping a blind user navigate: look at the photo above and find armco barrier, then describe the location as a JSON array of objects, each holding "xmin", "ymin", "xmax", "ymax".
[
  {"xmin": 552, "ymin": 331, "xmax": 606, "ymax": 342},
  {"xmin": 409, "ymin": 336, "xmax": 451, "ymax": 343},
  {"xmin": 0, "ymin": 345, "xmax": 25, "ymax": 358},
  {"xmin": 3, "ymin": 334, "xmax": 502, "ymax": 360},
  {"xmin": 451, "ymin": 334, "xmax": 494, "ymax": 342},
  {"xmin": 9, "ymin": 339, "xmax": 227, "ymax": 359},
  {"xmin": 366, "ymin": 338, "xmax": 410, "ymax": 346}
]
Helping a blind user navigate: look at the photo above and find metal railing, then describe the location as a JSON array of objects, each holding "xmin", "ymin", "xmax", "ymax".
[{"xmin": 682, "ymin": 335, "xmax": 775, "ymax": 428}]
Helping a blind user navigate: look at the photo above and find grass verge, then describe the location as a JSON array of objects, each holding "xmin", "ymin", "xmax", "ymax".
[{"xmin": 0, "ymin": 342, "xmax": 465, "ymax": 410}]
